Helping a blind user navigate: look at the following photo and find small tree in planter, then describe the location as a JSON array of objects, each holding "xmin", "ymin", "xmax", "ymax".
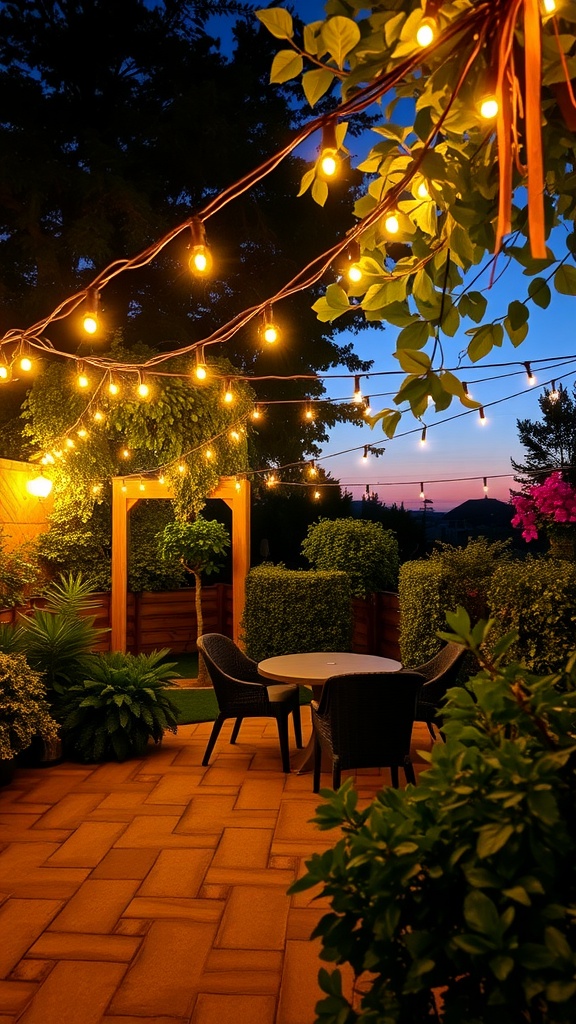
[
  {"xmin": 157, "ymin": 517, "xmax": 230, "ymax": 684},
  {"xmin": 291, "ymin": 608, "xmax": 576, "ymax": 1023}
]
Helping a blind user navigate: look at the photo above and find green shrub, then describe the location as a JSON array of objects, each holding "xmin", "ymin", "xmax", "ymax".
[
  {"xmin": 301, "ymin": 518, "xmax": 399, "ymax": 598},
  {"xmin": 0, "ymin": 528, "xmax": 41, "ymax": 607},
  {"xmin": 242, "ymin": 563, "xmax": 352, "ymax": 661},
  {"xmin": 291, "ymin": 609, "xmax": 576, "ymax": 1023},
  {"xmin": 399, "ymin": 538, "xmax": 512, "ymax": 665},
  {"xmin": 487, "ymin": 557, "xmax": 576, "ymax": 671},
  {"xmin": 0, "ymin": 651, "xmax": 59, "ymax": 760},
  {"xmin": 57, "ymin": 649, "xmax": 179, "ymax": 762}
]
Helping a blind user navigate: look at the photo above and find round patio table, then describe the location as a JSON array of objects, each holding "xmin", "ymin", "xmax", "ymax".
[{"xmin": 258, "ymin": 651, "xmax": 402, "ymax": 773}]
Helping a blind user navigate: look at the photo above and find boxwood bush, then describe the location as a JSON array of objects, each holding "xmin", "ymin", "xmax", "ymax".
[
  {"xmin": 241, "ymin": 564, "xmax": 352, "ymax": 662},
  {"xmin": 487, "ymin": 557, "xmax": 576, "ymax": 672},
  {"xmin": 301, "ymin": 518, "xmax": 399, "ymax": 598}
]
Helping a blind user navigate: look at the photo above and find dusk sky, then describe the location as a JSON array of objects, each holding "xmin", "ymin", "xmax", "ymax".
[{"xmin": 210, "ymin": 2, "xmax": 576, "ymax": 513}]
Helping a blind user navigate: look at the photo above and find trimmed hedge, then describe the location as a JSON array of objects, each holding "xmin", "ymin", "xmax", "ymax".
[
  {"xmin": 241, "ymin": 564, "xmax": 352, "ymax": 662},
  {"xmin": 487, "ymin": 557, "xmax": 576, "ymax": 671},
  {"xmin": 398, "ymin": 561, "xmax": 452, "ymax": 666},
  {"xmin": 301, "ymin": 518, "xmax": 399, "ymax": 597}
]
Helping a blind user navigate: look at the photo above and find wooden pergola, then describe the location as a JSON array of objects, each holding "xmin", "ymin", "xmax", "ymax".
[{"xmin": 110, "ymin": 475, "xmax": 250, "ymax": 651}]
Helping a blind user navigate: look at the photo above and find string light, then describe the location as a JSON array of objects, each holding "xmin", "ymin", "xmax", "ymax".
[
  {"xmin": 261, "ymin": 305, "xmax": 280, "ymax": 344},
  {"xmin": 479, "ymin": 406, "xmax": 487, "ymax": 423},
  {"xmin": 230, "ymin": 429, "xmax": 240, "ymax": 442},
  {"xmin": 92, "ymin": 483, "xmax": 102, "ymax": 495},
  {"xmin": 136, "ymin": 373, "xmax": 150, "ymax": 399},
  {"xmin": 383, "ymin": 213, "xmax": 399, "ymax": 235},
  {"xmin": 361, "ymin": 445, "xmax": 368, "ymax": 463},
  {"xmin": 19, "ymin": 349, "xmax": 33, "ymax": 373},
  {"xmin": 235, "ymin": 476, "xmax": 242, "ymax": 492},
  {"xmin": 93, "ymin": 409, "xmax": 105, "ymax": 423},
  {"xmin": 121, "ymin": 480, "xmax": 127, "ymax": 493},
  {"xmin": 304, "ymin": 404, "xmax": 315, "ymax": 421},
  {"xmin": 420, "ymin": 482, "xmax": 425, "ymax": 499},
  {"xmin": 194, "ymin": 348, "xmax": 208, "ymax": 380},
  {"xmin": 313, "ymin": 489, "xmax": 321, "ymax": 500},
  {"xmin": 549, "ymin": 380, "xmax": 560, "ymax": 401},
  {"xmin": 205, "ymin": 448, "xmax": 213, "ymax": 460},
  {"xmin": 77, "ymin": 364, "xmax": 90, "ymax": 389},
  {"xmin": 252, "ymin": 405, "xmax": 262, "ymax": 420},
  {"xmin": 483, "ymin": 476, "xmax": 488, "ymax": 494},
  {"xmin": 420, "ymin": 425, "xmax": 427, "ymax": 445},
  {"xmin": 308, "ymin": 461, "xmax": 318, "ymax": 478},
  {"xmin": 353, "ymin": 376, "xmax": 363, "ymax": 403},
  {"xmin": 188, "ymin": 217, "xmax": 212, "ymax": 275},
  {"xmin": 77, "ymin": 426, "xmax": 88, "ymax": 439},
  {"xmin": 319, "ymin": 122, "xmax": 339, "ymax": 178},
  {"xmin": 120, "ymin": 447, "xmax": 131, "ymax": 459},
  {"xmin": 479, "ymin": 92, "xmax": 499, "ymax": 119},
  {"xmin": 223, "ymin": 380, "xmax": 234, "ymax": 404},
  {"xmin": 266, "ymin": 472, "xmax": 278, "ymax": 487},
  {"xmin": 345, "ymin": 240, "xmax": 362, "ymax": 284},
  {"xmin": 363, "ymin": 397, "xmax": 372, "ymax": 416},
  {"xmin": 524, "ymin": 361, "xmax": 536, "ymax": 385},
  {"xmin": 158, "ymin": 473, "xmax": 166, "ymax": 484},
  {"xmin": 0, "ymin": 354, "xmax": 9, "ymax": 381},
  {"xmin": 178, "ymin": 463, "xmax": 186, "ymax": 474},
  {"xmin": 82, "ymin": 287, "xmax": 100, "ymax": 336},
  {"xmin": 139, "ymin": 479, "xmax": 146, "ymax": 492},
  {"xmin": 65, "ymin": 438, "xmax": 75, "ymax": 449},
  {"xmin": 542, "ymin": 0, "xmax": 556, "ymax": 12},
  {"xmin": 416, "ymin": 16, "xmax": 436, "ymax": 47},
  {"xmin": 26, "ymin": 471, "xmax": 53, "ymax": 498},
  {"xmin": 108, "ymin": 374, "xmax": 120, "ymax": 397}
]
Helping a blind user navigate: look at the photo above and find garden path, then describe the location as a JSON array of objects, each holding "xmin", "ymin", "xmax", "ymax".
[{"xmin": 0, "ymin": 710, "xmax": 433, "ymax": 1023}]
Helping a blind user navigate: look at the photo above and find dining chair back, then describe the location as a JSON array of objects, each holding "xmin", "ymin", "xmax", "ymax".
[
  {"xmin": 197, "ymin": 633, "xmax": 302, "ymax": 772},
  {"xmin": 410, "ymin": 642, "xmax": 467, "ymax": 739},
  {"xmin": 311, "ymin": 669, "xmax": 424, "ymax": 792}
]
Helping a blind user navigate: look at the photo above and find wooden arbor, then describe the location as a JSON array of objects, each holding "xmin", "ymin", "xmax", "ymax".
[{"xmin": 111, "ymin": 475, "xmax": 250, "ymax": 651}]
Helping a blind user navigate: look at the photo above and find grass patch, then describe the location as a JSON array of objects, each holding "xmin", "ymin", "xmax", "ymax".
[{"xmin": 165, "ymin": 685, "xmax": 313, "ymax": 725}]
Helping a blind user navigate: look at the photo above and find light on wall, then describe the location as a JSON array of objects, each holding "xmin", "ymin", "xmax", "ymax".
[{"xmin": 26, "ymin": 473, "xmax": 53, "ymax": 498}]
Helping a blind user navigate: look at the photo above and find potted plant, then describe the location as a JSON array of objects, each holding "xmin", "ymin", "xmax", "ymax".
[
  {"xmin": 291, "ymin": 608, "xmax": 576, "ymax": 1023},
  {"xmin": 0, "ymin": 651, "xmax": 60, "ymax": 784},
  {"xmin": 56, "ymin": 648, "xmax": 180, "ymax": 762}
]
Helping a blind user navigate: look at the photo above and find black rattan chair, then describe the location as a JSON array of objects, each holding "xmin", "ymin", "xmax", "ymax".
[
  {"xmin": 311, "ymin": 670, "xmax": 424, "ymax": 792},
  {"xmin": 410, "ymin": 642, "xmax": 467, "ymax": 739},
  {"xmin": 197, "ymin": 633, "xmax": 302, "ymax": 772}
]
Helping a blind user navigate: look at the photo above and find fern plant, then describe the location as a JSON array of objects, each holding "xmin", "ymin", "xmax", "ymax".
[{"xmin": 57, "ymin": 649, "xmax": 179, "ymax": 762}]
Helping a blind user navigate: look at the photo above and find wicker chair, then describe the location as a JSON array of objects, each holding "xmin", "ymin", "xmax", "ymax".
[
  {"xmin": 311, "ymin": 670, "xmax": 424, "ymax": 792},
  {"xmin": 197, "ymin": 633, "xmax": 302, "ymax": 772},
  {"xmin": 411, "ymin": 642, "xmax": 467, "ymax": 739}
]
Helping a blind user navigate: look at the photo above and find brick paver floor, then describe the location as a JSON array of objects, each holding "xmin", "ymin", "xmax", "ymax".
[{"xmin": 0, "ymin": 708, "xmax": 434, "ymax": 1023}]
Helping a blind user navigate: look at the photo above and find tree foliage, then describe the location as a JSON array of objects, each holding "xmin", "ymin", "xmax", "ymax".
[
  {"xmin": 513, "ymin": 383, "xmax": 576, "ymax": 488},
  {"xmin": 258, "ymin": 2, "xmax": 576, "ymax": 435},
  {"xmin": 301, "ymin": 516, "xmax": 399, "ymax": 596}
]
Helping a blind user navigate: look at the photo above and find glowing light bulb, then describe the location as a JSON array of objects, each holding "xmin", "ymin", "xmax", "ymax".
[
  {"xmin": 92, "ymin": 483, "xmax": 102, "ymax": 495},
  {"xmin": 353, "ymin": 376, "xmax": 363, "ymax": 404},
  {"xmin": 361, "ymin": 446, "xmax": 368, "ymax": 463},
  {"xmin": 189, "ymin": 247, "xmax": 212, "ymax": 275},
  {"xmin": 266, "ymin": 473, "xmax": 277, "ymax": 488},
  {"xmin": 263, "ymin": 321, "xmax": 279, "ymax": 344},
  {"xmin": 348, "ymin": 263, "xmax": 363, "ymax": 283},
  {"xmin": 139, "ymin": 480, "xmax": 146, "ymax": 492},
  {"xmin": 178, "ymin": 463, "xmax": 186, "ymax": 474},
  {"xmin": 77, "ymin": 427, "xmax": 88, "ymax": 439},
  {"xmin": 420, "ymin": 484, "xmax": 425, "ymax": 499},
  {"xmin": 230, "ymin": 430, "xmax": 240, "ymax": 442},
  {"xmin": 0, "ymin": 365, "xmax": 8, "ymax": 380},
  {"xmin": 121, "ymin": 481, "xmax": 127, "ymax": 493},
  {"xmin": 223, "ymin": 383, "xmax": 234, "ymax": 404},
  {"xmin": 252, "ymin": 406, "xmax": 261, "ymax": 420},
  {"xmin": 26, "ymin": 474, "xmax": 53, "ymax": 498},
  {"xmin": 363, "ymin": 398, "xmax": 372, "ymax": 416},
  {"xmin": 308, "ymin": 462, "xmax": 317, "ymax": 478},
  {"xmin": 483, "ymin": 477, "xmax": 489, "ymax": 494},
  {"xmin": 121, "ymin": 448, "xmax": 131, "ymax": 459},
  {"xmin": 108, "ymin": 378, "xmax": 119, "ymax": 397},
  {"xmin": 313, "ymin": 490, "xmax": 321, "ymax": 500},
  {"xmin": 542, "ymin": 0, "xmax": 556, "ymax": 12},
  {"xmin": 93, "ymin": 410, "xmax": 105, "ymax": 423},
  {"xmin": 65, "ymin": 438, "xmax": 75, "ymax": 449},
  {"xmin": 137, "ymin": 379, "xmax": 149, "ymax": 399},
  {"xmin": 20, "ymin": 356, "xmax": 33, "ymax": 372},
  {"xmin": 420, "ymin": 426, "xmax": 427, "ymax": 445},
  {"xmin": 195, "ymin": 362, "xmax": 207, "ymax": 381},
  {"xmin": 479, "ymin": 407, "xmax": 487, "ymax": 424},
  {"xmin": 205, "ymin": 448, "xmax": 213, "ymax": 460},
  {"xmin": 83, "ymin": 313, "xmax": 98, "ymax": 335},
  {"xmin": 78, "ymin": 372, "xmax": 89, "ymax": 389},
  {"xmin": 416, "ymin": 18, "xmax": 435, "ymax": 47},
  {"xmin": 304, "ymin": 406, "xmax": 314, "ymax": 421},
  {"xmin": 479, "ymin": 95, "xmax": 499, "ymax": 119},
  {"xmin": 384, "ymin": 214, "xmax": 399, "ymax": 235}
]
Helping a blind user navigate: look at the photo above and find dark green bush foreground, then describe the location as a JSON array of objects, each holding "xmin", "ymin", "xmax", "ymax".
[
  {"xmin": 292, "ymin": 609, "xmax": 576, "ymax": 1024},
  {"xmin": 241, "ymin": 564, "xmax": 352, "ymax": 661}
]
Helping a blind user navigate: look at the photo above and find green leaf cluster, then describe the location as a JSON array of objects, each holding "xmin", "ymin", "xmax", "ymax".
[
  {"xmin": 0, "ymin": 651, "xmax": 59, "ymax": 760},
  {"xmin": 241, "ymin": 563, "xmax": 352, "ymax": 661},
  {"xmin": 291, "ymin": 613, "xmax": 576, "ymax": 1023},
  {"xmin": 258, "ymin": 1, "xmax": 576, "ymax": 430},
  {"xmin": 56, "ymin": 649, "xmax": 179, "ymax": 763},
  {"xmin": 0, "ymin": 528, "xmax": 41, "ymax": 607},
  {"xmin": 157, "ymin": 517, "xmax": 230, "ymax": 577},
  {"xmin": 301, "ymin": 517, "xmax": 399, "ymax": 598}
]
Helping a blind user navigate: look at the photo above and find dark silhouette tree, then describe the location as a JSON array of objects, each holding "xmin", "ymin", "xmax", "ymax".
[{"xmin": 512, "ymin": 383, "xmax": 576, "ymax": 488}]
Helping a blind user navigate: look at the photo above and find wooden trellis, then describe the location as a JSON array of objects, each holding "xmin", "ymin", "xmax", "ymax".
[{"xmin": 111, "ymin": 475, "xmax": 250, "ymax": 651}]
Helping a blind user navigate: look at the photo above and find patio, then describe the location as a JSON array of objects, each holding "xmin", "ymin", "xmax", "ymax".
[{"xmin": 0, "ymin": 709, "xmax": 433, "ymax": 1024}]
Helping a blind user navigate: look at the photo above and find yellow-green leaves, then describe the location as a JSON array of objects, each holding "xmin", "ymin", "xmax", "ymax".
[
  {"xmin": 311, "ymin": 283, "xmax": 350, "ymax": 322},
  {"xmin": 466, "ymin": 323, "xmax": 504, "ymax": 362},
  {"xmin": 270, "ymin": 50, "xmax": 303, "ymax": 84},
  {"xmin": 302, "ymin": 68, "xmax": 334, "ymax": 107},
  {"xmin": 321, "ymin": 16, "xmax": 361, "ymax": 70},
  {"xmin": 554, "ymin": 263, "xmax": 576, "ymax": 295},
  {"xmin": 255, "ymin": 8, "xmax": 294, "ymax": 40},
  {"xmin": 504, "ymin": 300, "xmax": 529, "ymax": 347}
]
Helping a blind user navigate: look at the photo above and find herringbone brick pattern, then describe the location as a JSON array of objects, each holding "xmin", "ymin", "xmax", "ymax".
[{"xmin": 0, "ymin": 710, "xmax": 433, "ymax": 1023}]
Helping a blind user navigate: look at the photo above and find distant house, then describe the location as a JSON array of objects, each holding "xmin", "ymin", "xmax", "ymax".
[{"xmin": 435, "ymin": 497, "xmax": 519, "ymax": 547}]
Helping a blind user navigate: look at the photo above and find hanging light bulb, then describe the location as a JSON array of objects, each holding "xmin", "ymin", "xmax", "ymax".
[
  {"xmin": 121, "ymin": 480, "xmax": 127, "ymax": 494},
  {"xmin": 65, "ymin": 438, "xmax": 75, "ymax": 449},
  {"xmin": 266, "ymin": 473, "xmax": 278, "ymax": 488},
  {"xmin": 158, "ymin": 473, "xmax": 166, "ymax": 485},
  {"xmin": 223, "ymin": 380, "xmax": 234, "ymax": 404},
  {"xmin": 353, "ymin": 376, "xmax": 363, "ymax": 404},
  {"xmin": 82, "ymin": 287, "xmax": 100, "ymax": 336},
  {"xmin": 361, "ymin": 446, "xmax": 369, "ymax": 463},
  {"xmin": 261, "ymin": 305, "xmax": 280, "ymax": 344},
  {"xmin": 542, "ymin": 0, "xmax": 556, "ymax": 12},
  {"xmin": 188, "ymin": 217, "xmax": 212, "ymax": 276},
  {"xmin": 549, "ymin": 380, "xmax": 560, "ymax": 402},
  {"xmin": 345, "ymin": 240, "xmax": 363, "ymax": 284},
  {"xmin": 524, "ymin": 361, "xmax": 536, "ymax": 386},
  {"xmin": 235, "ymin": 476, "xmax": 242, "ymax": 492},
  {"xmin": 0, "ymin": 364, "xmax": 9, "ymax": 381},
  {"xmin": 319, "ymin": 122, "xmax": 339, "ymax": 178},
  {"xmin": 178, "ymin": 463, "xmax": 186, "ymax": 474},
  {"xmin": 77, "ymin": 426, "xmax": 88, "ymax": 439},
  {"xmin": 205, "ymin": 448, "xmax": 213, "ymax": 460},
  {"xmin": 136, "ymin": 374, "xmax": 150, "ymax": 399},
  {"xmin": 93, "ymin": 409, "xmax": 105, "ymax": 423},
  {"xmin": 363, "ymin": 397, "xmax": 372, "ymax": 416},
  {"xmin": 479, "ymin": 407, "xmax": 487, "ymax": 424},
  {"xmin": 139, "ymin": 479, "xmax": 146, "ymax": 492},
  {"xmin": 313, "ymin": 490, "xmax": 321, "ymax": 501},
  {"xmin": 108, "ymin": 375, "xmax": 120, "ymax": 397},
  {"xmin": 308, "ymin": 461, "xmax": 318, "ymax": 478},
  {"xmin": 230, "ymin": 429, "xmax": 240, "ymax": 442},
  {"xmin": 194, "ymin": 348, "xmax": 208, "ymax": 380},
  {"xmin": 19, "ymin": 349, "xmax": 33, "ymax": 372},
  {"xmin": 416, "ymin": 16, "xmax": 436, "ymax": 47},
  {"xmin": 420, "ymin": 426, "xmax": 427, "ymax": 445},
  {"xmin": 77, "ymin": 363, "xmax": 90, "ymax": 389},
  {"xmin": 479, "ymin": 93, "xmax": 499, "ymax": 119},
  {"xmin": 384, "ymin": 213, "xmax": 399, "ymax": 235},
  {"xmin": 252, "ymin": 405, "xmax": 262, "ymax": 420},
  {"xmin": 304, "ymin": 405, "xmax": 315, "ymax": 421},
  {"xmin": 420, "ymin": 482, "xmax": 425, "ymax": 499},
  {"xmin": 120, "ymin": 447, "xmax": 131, "ymax": 459},
  {"xmin": 483, "ymin": 477, "xmax": 489, "ymax": 495}
]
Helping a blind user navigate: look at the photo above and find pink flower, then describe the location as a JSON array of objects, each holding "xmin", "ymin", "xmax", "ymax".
[{"xmin": 512, "ymin": 472, "xmax": 576, "ymax": 543}]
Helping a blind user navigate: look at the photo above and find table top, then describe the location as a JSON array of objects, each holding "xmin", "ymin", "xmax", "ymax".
[{"xmin": 258, "ymin": 651, "xmax": 402, "ymax": 686}]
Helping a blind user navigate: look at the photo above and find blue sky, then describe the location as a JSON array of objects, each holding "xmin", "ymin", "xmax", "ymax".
[{"xmin": 206, "ymin": 1, "xmax": 576, "ymax": 512}]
